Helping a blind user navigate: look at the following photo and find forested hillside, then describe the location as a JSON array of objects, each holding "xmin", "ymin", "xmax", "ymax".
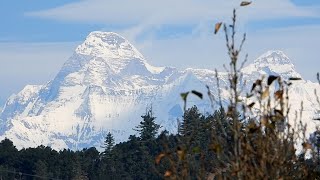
[{"xmin": 0, "ymin": 106, "xmax": 318, "ymax": 179}]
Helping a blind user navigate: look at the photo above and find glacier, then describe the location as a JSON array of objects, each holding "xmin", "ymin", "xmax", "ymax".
[{"xmin": 0, "ymin": 31, "xmax": 319, "ymax": 150}]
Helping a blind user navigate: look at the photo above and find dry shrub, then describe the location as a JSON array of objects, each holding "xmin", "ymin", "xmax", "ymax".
[{"xmin": 156, "ymin": 8, "xmax": 319, "ymax": 180}]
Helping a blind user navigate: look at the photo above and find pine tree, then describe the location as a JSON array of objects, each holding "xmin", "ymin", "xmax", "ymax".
[
  {"xmin": 179, "ymin": 106, "xmax": 203, "ymax": 138},
  {"xmin": 102, "ymin": 132, "xmax": 115, "ymax": 158},
  {"xmin": 135, "ymin": 108, "xmax": 161, "ymax": 141},
  {"xmin": 0, "ymin": 138, "xmax": 18, "ymax": 167}
]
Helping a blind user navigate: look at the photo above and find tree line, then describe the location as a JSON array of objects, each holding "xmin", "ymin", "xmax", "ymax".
[{"xmin": 0, "ymin": 106, "xmax": 318, "ymax": 179}]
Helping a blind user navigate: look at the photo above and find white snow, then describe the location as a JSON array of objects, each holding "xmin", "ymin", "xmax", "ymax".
[{"xmin": 0, "ymin": 32, "xmax": 319, "ymax": 151}]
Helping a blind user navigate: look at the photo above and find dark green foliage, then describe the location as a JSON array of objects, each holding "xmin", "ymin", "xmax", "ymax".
[
  {"xmin": 34, "ymin": 160, "xmax": 48, "ymax": 180},
  {"xmin": 179, "ymin": 106, "xmax": 203, "ymax": 137},
  {"xmin": 102, "ymin": 132, "xmax": 115, "ymax": 159},
  {"xmin": 0, "ymin": 108, "xmax": 318, "ymax": 179},
  {"xmin": 135, "ymin": 108, "xmax": 161, "ymax": 141},
  {"xmin": 0, "ymin": 138, "xmax": 18, "ymax": 167}
]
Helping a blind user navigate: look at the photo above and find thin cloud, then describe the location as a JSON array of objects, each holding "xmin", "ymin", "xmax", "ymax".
[
  {"xmin": 25, "ymin": 0, "xmax": 320, "ymax": 47},
  {"xmin": 26, "ymin": 0, "xmax": 319, "ymax": 25}
]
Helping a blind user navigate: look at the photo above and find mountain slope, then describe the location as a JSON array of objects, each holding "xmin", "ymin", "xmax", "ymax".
[
  {"xmin": 241, "ymin": 51, "xmax": 319, "ymax": 134},
  {"xmin": 0, "ymin": 32, "xmax": 319, "ymax": 150}
]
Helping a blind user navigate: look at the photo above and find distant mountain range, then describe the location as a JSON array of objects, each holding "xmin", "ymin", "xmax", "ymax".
[{"xmin": 0, "ymin": 31, "xmax": 318, "ymax": 150}]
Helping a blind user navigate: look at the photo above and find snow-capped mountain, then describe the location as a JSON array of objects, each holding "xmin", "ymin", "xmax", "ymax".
[
  {"xmin": 241, "ymin": 51, "xmax": 319, "ymax": 135},
  {"xmin": 242, "ymin": 50, "xmax": 302, "ymax": 80},
  {"xmin": 0, "ymin": 32, "xmax": 319, "ymax": 150}
]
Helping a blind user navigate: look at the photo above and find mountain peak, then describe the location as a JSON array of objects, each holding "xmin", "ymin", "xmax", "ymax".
[
  {"xmin": 87, "ymin": 31, "xmax": 126, "ymax": 45},
  {"xmin": 242, "ymin": 50, "xmax": 301, "ymax": 79},
  {"xmin": 75, "ymin": 31, "xmax": 144, "ymax": 60},
  {"xmin": 254, "ymin": 50, "xmax": 292, "ymax": 66},
  {"xmin": 1, "ymin": 37, "xmax": 318, "ymax": 151}
]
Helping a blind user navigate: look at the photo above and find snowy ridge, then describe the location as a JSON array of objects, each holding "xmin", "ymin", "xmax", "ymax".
[
  {"xmin": 0, "ymin": 32, "xmax": 319, "ymax": 150},
  {"xmin": 76, "ymin": 31, "xmax": 144, "ymax": 60},
  {"xmin": 242, "ymin": 50, "xmax": 302, "ymax": 79}
]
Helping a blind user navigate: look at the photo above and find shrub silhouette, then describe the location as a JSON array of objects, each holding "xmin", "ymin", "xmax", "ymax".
[{"xmin": 156, "ymin": 7, "xmax": 320, "ymax": 179}]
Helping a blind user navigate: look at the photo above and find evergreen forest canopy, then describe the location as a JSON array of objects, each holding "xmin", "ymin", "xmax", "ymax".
[
  {"xmin": 1, "ymin": 3, "xmax": 320, "ymax": 179},
  {"xmin": 0, "ymin": 106, "xmax": 319, "ymax": 179},
  {"xmin": 0, "ymin": 107, "xmax": 235, "ymax": 179}
]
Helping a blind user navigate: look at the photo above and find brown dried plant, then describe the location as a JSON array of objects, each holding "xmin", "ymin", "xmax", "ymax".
[{"xmin": 155, "ymin": 5, "xmax": 318, "ymax": 180}]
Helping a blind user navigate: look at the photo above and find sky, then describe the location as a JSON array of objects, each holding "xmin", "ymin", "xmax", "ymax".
[{"xmin": 0, "ymin": 0, "xmax": 320, "ymax": 105}]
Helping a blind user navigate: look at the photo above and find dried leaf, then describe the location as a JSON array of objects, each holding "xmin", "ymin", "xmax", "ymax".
[
  {"xmin": 251, "ymin": 83, "xmax": 256, "ymax": 92},
  {"xmin": 262, "ymin": 88, "xmax": 269, "ymax": 99},
  {"xmin": 248, "ymin": 122, "xmax": 259, "ymax": 133},
  {"xmin": 177, "ymin": 147, "xmax": 185, "ymax": 160},
  {"xmin": 289, "ymin": 77, "xmax": 302, "ymax": 81},
  {"xmin": 270, "ymin": 113, "xmax": 284, "ymax": 123},
  {"xmin": 191, "ymin": 90, "xmax": 203, "ymax": 99},
  {"xmin": 226, "ymin": 106, "xmax": 234, "ymax": 117},
  {"xmin": 302, "ymin": 142, "xmax": 312, "ymax": 150},
  {"xmin": 274, "ymin": 109, "xmax": 284, "ymax": 117},
  {"xmin": 240, "ymin": 1, "xmax": 252, "ymax": 6},
  {"xmin": 268, "ymin": 75, "xmax": 279, "ymax": 85},
  {"xmin": 256, "ymin": 79, "xmax": 262, "ymax": 86},
  {"xmin": 261, "ymin": 116, "xmax": 268, "ymax": 126},
  {"xmin": 164, "ymin": 170, "xmax": 172, "ymax": 177},
  {"xmin": 268, "ymin": 121, "xmax": 276, "ymax": 129},
  {"xmin": 274, "ymin": 90, "xmax": 283, "ymax": 100},
  {"xmin": 180, "ymin": 92, "xmax": 189, "ymax": 101},
  {"xmin": 214, "ymin": 22, "xmax": 222, "ymax": 34},
  {"xmin": 210, "ymin": 143, "xmax": 222, "ymax": 154},
  {"xmin": 155, "ymin": 153, "xmax": 166, "ymax": 165},
  {"xmin": 248, "ymin": 102, "xmax": 255, "ymax": 108}
]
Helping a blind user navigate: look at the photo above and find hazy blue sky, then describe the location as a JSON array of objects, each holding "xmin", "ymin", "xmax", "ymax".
[{"xmin": 0, "ymin": 0, "xmax": 320, "ymax": 105}]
